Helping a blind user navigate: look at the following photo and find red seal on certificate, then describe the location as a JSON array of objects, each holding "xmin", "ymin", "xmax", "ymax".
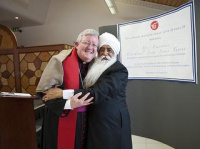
[{"xmin": 150, "ymin": 21, "xmax": 159, "ymax": 30}]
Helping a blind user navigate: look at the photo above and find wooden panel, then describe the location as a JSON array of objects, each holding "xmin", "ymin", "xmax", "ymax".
[
  {"xmin": 171, "ymin": 0, "xmax": 178, "ymax": 7},
  {"xmin": 0, "ymin": 44, "xmax": 73, "ymax": 94},
  {"xmin": 148, "ymin": 0, "xmax": 154, "ymax": 2},
  {"xmin": 0, "ymin": 25, "xmax": 17, "ymax": 49},
  {"xmin": 0, "ymin": 54, "xmax": 15, "ymax": 92},
  {"xmin": 160, "ymin": 0, "xmax": 168, "ymax": 5},
  {"xmin": 19, "ymin": 51, "xmax": 59, "ymax": 94},
  {"xmin": 167, "ymin": 0, "xmax": 173, "ymax": 6},
  {"xmin": 0, "ymin": 34, "xmax": 2, "ymax": 45},
  {"xmin": 0, "ymin": 96, "xmax": 37, "ymax": 149},
  {"xmin": 153, "ymin": 0, "xmax": 158, "ymax": 3},
  {"xmin": 175, "ymin": 0, "xmax": 184, "ymax": 7},
  {"xmin": 142, "ymin": 0, "xmax": 189, "ymax": 7}
]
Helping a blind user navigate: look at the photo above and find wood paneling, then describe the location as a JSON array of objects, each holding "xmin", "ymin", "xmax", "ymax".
[
  {"xmin": 0, "ymin": 44, "xmax": 73, "ymax": 94},
  {"xmin": 0, "ymin": 96, "xmax": 38, "ymax": 149},
  {"xmin": 0, "ymin": 25, "xmax": 17, "ymax": 49},
  {"xmin": 142, "ymin": 0, "xmax": 189, "ymax": 7}
]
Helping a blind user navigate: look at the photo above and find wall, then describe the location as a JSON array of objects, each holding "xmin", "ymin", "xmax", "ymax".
[
  {"xmin": 126, "ymin": 0, "xmax": 199, "ymax": 148},
  {"xmin": 15, "ymin": 0, "xmax": 164, "ymax": 47}
]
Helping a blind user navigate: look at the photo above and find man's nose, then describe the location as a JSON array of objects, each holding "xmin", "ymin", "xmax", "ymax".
[
  {"xmin": 87, "ymin": 44, "xmax": 93, "ymax": 49},
  {"xmin": 102, "ymin": 50, "xmax": 108, "ymax": 55}
]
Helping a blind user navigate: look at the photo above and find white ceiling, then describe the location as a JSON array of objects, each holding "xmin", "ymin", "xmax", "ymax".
[
  {"xmin": 0, "ymin": 0, "xmax": 174, "ymax": 28},
  {"xmin": 0, "ymin": 0, "xmax": 51, "ymax": 28}
]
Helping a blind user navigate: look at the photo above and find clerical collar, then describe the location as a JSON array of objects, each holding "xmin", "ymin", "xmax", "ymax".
[
  {"xmin": 78, "ymin": 57, "xmax": 87, "ymax": 64},
  {"xmin": 78, "ymin": 57, "xmax": 89, "ymax": 88}
]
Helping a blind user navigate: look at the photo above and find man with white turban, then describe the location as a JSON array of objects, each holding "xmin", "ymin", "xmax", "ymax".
[{"xmin": 43, "ymin": 32, "xmax": 132, "ymax": 149}]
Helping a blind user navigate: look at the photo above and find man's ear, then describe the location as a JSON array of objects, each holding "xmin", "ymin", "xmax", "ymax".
[{"xmin": 74, "ymin": 42, "xmax": 79, "ymax": 47}]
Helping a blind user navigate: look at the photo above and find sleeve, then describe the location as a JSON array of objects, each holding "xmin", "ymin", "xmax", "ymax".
[
  {"xmin": 63, "ymin": 89, "xmax": 74, "ymax": 99},
  {"xmin": 64, "ymin": 100, "xmax": 73, "ymax": 109},
  {"xmin": 45, "ymin": 98, "xmax": 67, "ymax": 116},
  {"xmin": 38, "ymin": 86, "xmax": 70, "ymax": 116},
  {"xmin": 63, "ymin": 90, "xmax": 74, "ymax": 109},
  {"xmin": 75, "ymin": 62, "xmax": 128, "ymax": 104}
]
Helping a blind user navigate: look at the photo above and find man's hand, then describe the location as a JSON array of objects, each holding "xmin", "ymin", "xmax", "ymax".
[
  {"xmin": 42, "ymin": 88, "xmax": 63, "ymax": 101},
  {"xmin": 70, "ymin": 92, "xmax": 93, "ymax": 109}
]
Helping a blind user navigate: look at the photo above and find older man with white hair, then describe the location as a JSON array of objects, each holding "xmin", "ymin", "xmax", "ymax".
[
  {"xmin": 37, "ymin": 29, "xmax": 99, "ymax": 149},
  {"xmin": 44, "ymin": 32, "xmax": 132, "ymax": 149}
]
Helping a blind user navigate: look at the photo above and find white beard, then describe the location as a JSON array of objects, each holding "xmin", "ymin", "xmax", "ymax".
[{"xmin": 84, "ymin": 55, "xmax": 117, "ymax": 89}]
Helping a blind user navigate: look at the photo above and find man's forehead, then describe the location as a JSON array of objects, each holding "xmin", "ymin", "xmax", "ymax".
[
  {"xmin": 82, "ymin": 34, "xmax": 97, "ymax": 38},
  {"xmin": 101, "ymin": 45, "xmax": 111, "ymax": 48},
  {"xmin": 81, "ymin": 35, "xmax": 98, "ymax": 41},
  {"xmin": 99, "ymin": 45, "xmax": 114, "ymax": 52}
]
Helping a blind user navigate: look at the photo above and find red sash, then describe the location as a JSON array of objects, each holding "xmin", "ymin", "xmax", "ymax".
[{"xmin": 57, "ymin": 48, "xmax": 79, "ymax": 149}]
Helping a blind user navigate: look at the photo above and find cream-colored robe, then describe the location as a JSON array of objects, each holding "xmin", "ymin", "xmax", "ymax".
[{"xmin": 36, "ymin": 49, "xmax": 72, "ymax": 92}]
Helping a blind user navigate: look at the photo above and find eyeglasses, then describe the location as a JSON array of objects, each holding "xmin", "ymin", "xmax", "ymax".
[{"xmin": 80, "ymin": 42, "xmax": 98, "ymax": 48}]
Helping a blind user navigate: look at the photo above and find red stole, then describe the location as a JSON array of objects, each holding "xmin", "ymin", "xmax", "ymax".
[{"xmin": 57, "ymin": 48, "xmax": 79, "ymax": 149}]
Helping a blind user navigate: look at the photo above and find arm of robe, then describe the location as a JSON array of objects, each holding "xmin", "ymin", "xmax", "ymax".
[{"xmin": 39, "ymin": 85, "xmax": 69, "ymax": 117}]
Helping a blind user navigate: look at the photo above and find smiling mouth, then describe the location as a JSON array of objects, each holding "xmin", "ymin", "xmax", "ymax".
[
  {"xmin": 101, "ymin": 55, "xmax": 111, "ymax": 60},
  {"xmin": 85, "ymin": 50, "xmax": 94, "ymax": 54}
]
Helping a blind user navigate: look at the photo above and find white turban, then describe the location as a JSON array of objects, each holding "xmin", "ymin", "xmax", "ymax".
[{"xmin": 99, "ymin": 32, "xmax": 120, "ymax": 55}]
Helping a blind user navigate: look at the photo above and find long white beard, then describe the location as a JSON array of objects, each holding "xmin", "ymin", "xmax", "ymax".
[{"xmin": 84, "ymin": 56, "xmax": 117, "ymax": 89}]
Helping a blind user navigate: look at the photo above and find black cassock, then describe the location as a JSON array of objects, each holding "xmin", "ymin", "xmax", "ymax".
[
  {"xmin": 40, "ymin": 100, "xmax": 87, "ymax": 149},
  {"xmin": 39, "ymin": 58, "xmax": 89, "ymax": 149},
  {"xmin": 40, "ymin": 98, "xmax": 65, "ymax": 149},
  {"xmin": 75, "ymin": 61, "xmax": 132, "ymax": 149}
]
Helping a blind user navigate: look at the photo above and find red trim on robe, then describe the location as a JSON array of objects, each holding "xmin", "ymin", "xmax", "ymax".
[{"xmin": 57, "ymin": 48, "xmax": 79, "ymax": 149}]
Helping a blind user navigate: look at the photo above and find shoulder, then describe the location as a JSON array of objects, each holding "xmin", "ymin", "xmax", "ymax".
[
  {"xmin": 103, "ymin": 61, "xmax": 128, "ymax": 78},
  {"xmin": 111, "ymin": 61, "xmax": 128, "ymax": 72},
  {"xmin": 51, "ymin": 49, "xmax": 73, "ymax": 62}
]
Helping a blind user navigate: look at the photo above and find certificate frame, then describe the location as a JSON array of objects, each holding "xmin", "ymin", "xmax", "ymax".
[{"xmin": 118, "ymin": 1, "xmax": 197, "ymax": 83}]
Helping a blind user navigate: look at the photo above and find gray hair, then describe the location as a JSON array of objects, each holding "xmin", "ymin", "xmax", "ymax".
[{"xmin": 76, "ymin": 29, "xmax": 99, "ymax": 42}]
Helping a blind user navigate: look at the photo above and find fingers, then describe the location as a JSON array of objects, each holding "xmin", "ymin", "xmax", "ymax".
[
  {"xmin": 83, "ymin": 97, "xmax": 94, "ymax": 106},
  {"xmin": 79, "ymin": 92, "xmax": 90, "ymax": 102},
  {"xmin": 42, "ymin": 95, "xmax": 46, "ymax": 101},
  {"xmin": 42, "ymin": 88, "xmax": 63, "ymax": 101},
  {"xmin": 70, "ymin": 92, "xmax": 93, "ymax": 109},
  {"xmin": 42, "ymin": 93, "xmax": 55, "ymax": 101},
  {"xmin": 78, "ymin": 92, "xmax": 93, "ymax": 105},
  {"xmin": 42, "ymin": 95, "xmax": 48, "ymax": 101},
  {"xmin": 85, "ymin": 97, "xmax": 93, "ymax": 103},
  {"xmin": 43, "ymin": 88, "xmax": 58, "ymax": 94},
  {"xmin": 79, "ymin": 93, "xmax": 93, "ymax": 106},
  {"xmin": 73, "ymin": 92, "xmax": 82, "ymax": 98}
]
